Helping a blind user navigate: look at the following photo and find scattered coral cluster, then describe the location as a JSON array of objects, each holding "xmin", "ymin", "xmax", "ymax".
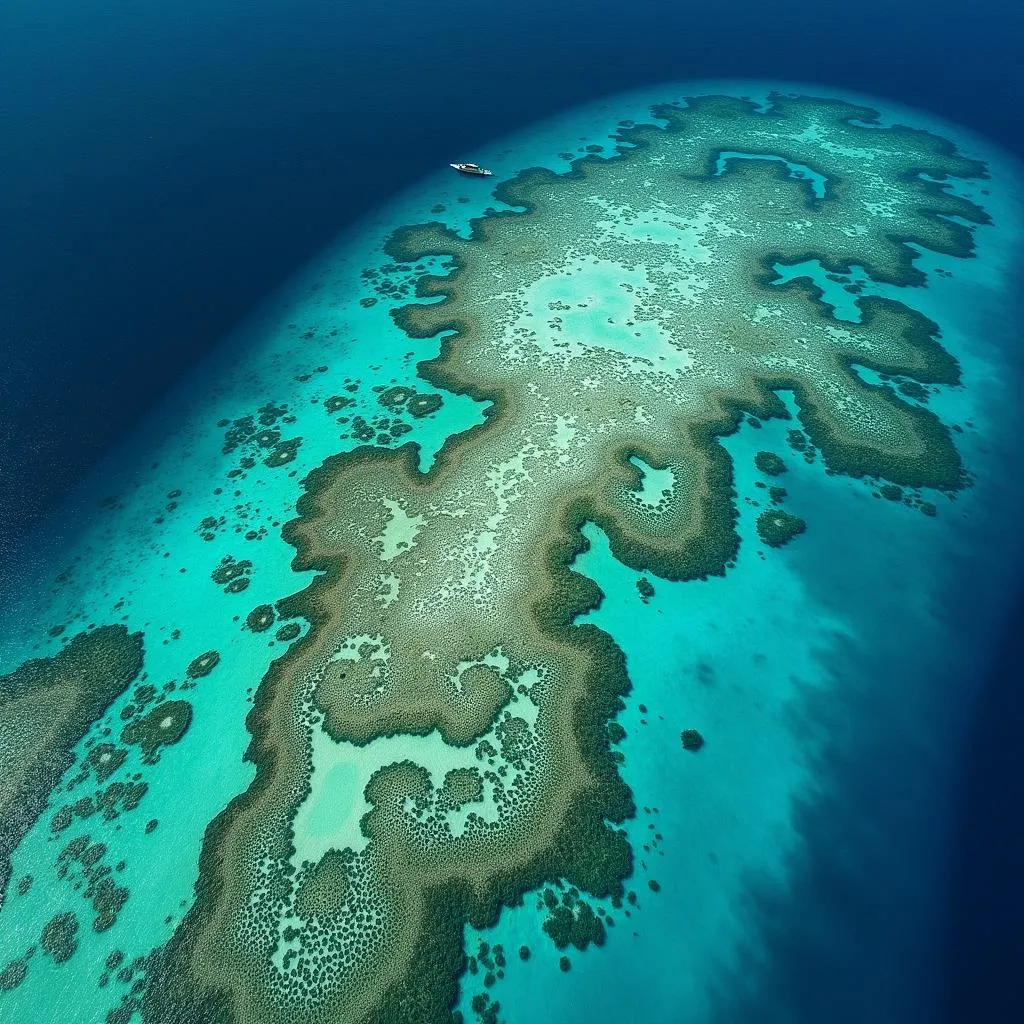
[
  {"xmin": 0, "ymin": 626, "xmax": 144, "ymax": 909},
  {"xmin": 0, "ymin": 636, "xmax": 219, "ymax": 995}
]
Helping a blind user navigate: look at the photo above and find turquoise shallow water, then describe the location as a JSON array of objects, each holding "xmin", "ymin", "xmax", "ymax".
[{"xmin": 0, "ymin": 79, "xmax": 1022, "ymax": 1023}]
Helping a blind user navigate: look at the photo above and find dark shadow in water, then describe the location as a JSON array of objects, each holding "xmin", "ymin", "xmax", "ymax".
[
  {"xmin": 708, "ymin": 455, "xmax": 1023, "ymax": 1022},
  {"xmin": 938, "ymin": 585, "xmax": 1024, "ymax": 1022},
  {"xmin": 714, "ymin": 572, "xmax": 1024, "ymax": 1024},
  {"xmin": 709, "ymin": 548, "xmax": 964, "ymax": 1021}
]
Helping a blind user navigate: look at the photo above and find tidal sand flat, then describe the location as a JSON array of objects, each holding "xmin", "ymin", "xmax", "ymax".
[{"xmin": 0, "ymin": 81, "xmax": 1021, "ymax": 1024}]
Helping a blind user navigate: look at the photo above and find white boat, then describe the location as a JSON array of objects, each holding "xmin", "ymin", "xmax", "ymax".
[{"xmin": 450, "ymin": 162, "xmax": 493, "ymax": 177}]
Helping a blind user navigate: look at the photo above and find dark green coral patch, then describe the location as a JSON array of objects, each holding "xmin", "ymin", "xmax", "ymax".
[
  {"xmin": 264, "ymin": 437, "xmax": 302, "ymax": 468},
  {"xmin": 87, "ymin": 743, "xmax": 127, "ymax": 782},
  {"xmin": 221, "ymin": 415, "xmax": 256, "ymax": 454},
  {"xmin": 777, "ymin": 372, "xmax": 961, "ymax": 491},
  {"xmin": 378, "ymin": 386, "xmax": 416, "ymax": 409},
  {"xmin": 120, "ymin": 700, "xmax": 192, "ymax": 764},
  {"xmin": 606, "ymin": 721, "xmax": 626, "ymax": 744},
  {"xmin": 897, "ymin": 379, "xmax": 930, "ymax": 402},
  {"xmin": 636, "ymin": 577, "xmax": 655, "ymax": 601},
  {"xmin": 407, "ymin": 393, "xmax": 444, "ymax": 417},
  {"xmin": 275, "ymin": 622, "xmax": 302, "ymax": 643},
  {"xmin": 542, "ymin": 901, "xmax": 607, "ymax": 951},
  {"xmin": 90, "ymin": 875, "xmax": 129, "ymax": 933},
  {"xmin": 254, "ymin": 428, "xmax": 281, "ymax": 448},
  {"xmin": 756, "ymin": 509, "xmax": 806, "ymax": 548},
  {"xmin": 681, "ymin": 729, "xmax": 705, "ymax": 751},
  {"xmin": 324, "ymin": 395, "xmax": 355, "ymax": 414},
  {"xmin": 853, "ymin": 297, "xmax": 961, "ymax": 385},
  {"xmin": 0, "ymin": 958, "xmax": 27, "ymax": 990},
  {"xmin": 50, "ymin": 807, "xmax": 73, "ymax": 833},
  {"xmin": 133, "ymin": 683, "xmax": 158, "ymax": 707},
  {"xmin": 94, "ymin": 779, "xmax": 148, "ymax": 819},
  {"xmin": 245, "ymin": 605, "xmax": 276, "ymax": 633},
  {"xmin": 186, "ymin": 651, "xmax": 220, "ymax": 679},
  {"xmin": 211, "ymin": 557, "xmax": 251, "ymax": 586},
  {"xmin": 41, "ymin": 911, "xmax": 79, "ymax": 965},
  {"xmin": 754, "ymin": 451, "xmax": 786, "ymax": 476},
  {"xmin": 438, "ymin": 767, "xmax": 484, "ymax": 809}
]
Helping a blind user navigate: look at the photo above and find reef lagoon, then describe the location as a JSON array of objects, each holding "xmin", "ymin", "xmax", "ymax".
[{"xmin": 1, "ymin": 80, "xmax": 1023, "ymax": 1024}]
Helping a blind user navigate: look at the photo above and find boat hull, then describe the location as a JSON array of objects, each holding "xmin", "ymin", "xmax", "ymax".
[{"xmin": 450, "ymin": 163, "xmax": 493, "ymax": 176}]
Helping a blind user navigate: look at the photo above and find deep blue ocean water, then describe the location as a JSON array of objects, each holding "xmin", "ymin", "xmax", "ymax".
[{"xmin": 2, "ymin": 2, "xmax": 1023, "ymax": 1021}]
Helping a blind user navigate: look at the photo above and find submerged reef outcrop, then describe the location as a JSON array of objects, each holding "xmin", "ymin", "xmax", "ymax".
[
  {"xmin": 0, "ymin": 626, "xmax": 144, "ymax": 908},
  {"xmin": 756, "ymin": 509, "xmax": 807, "ymax": 548},
  {"xmin": 138, "ymin": 92, "xmax": 986, "ymax": 1024}
]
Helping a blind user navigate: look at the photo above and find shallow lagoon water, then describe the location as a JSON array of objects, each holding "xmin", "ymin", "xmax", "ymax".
[{"xmin": 0, "ymin": 79, "xmax": 1021, "ymax": 1023}]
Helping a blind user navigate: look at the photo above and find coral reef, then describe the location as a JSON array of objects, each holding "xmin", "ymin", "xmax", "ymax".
[
  {"xmin": 246, "ymin": 605, "xmax": 277, "ymax": 633},
  {"xmin": 0, "ymin": 626, "xmax": 143, "ymax": 907},
  {"xmin": 680, "ymin": 729, "xmax": 705, "ymax": 752},
  {"xmin": 136, "ymin": 91, "xmax": 983, "ymax": 1024},
  {"xmin": 120, "ymin": 700, "xmax": 193, "ymax": 764},
  {"xmin": 41, "ymin": 911, "xmax": 79, "ymax": 965},
  {"xmin": 754, "ymin": 451, "xmax": 787, "ymax": 476},
  {"xmin": 756, "ymin": 509, "xmax": 807, "ymax": 548}
]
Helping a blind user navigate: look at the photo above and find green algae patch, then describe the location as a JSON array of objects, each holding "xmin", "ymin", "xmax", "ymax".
[
  {"xmin": 120, "ymin": 700, "xmax": 192, "ymax": 764},
  {"xmin": 136, "ymin": 89, "xmax": 988, "ymax": 1024},
  {"xmin": 0, "ymin": 625, "xmax": 143, "ymax": 906},
  {"xmin": 756, "ymin": 509, "xmax": 807, "ymax": 548}
]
